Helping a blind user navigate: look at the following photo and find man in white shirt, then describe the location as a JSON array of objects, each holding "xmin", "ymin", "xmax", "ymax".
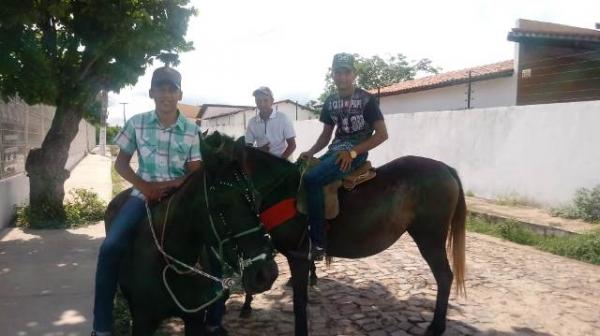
[{"xmin": 245, "ymin": 86, "xmax": 296, "ymax": 159}]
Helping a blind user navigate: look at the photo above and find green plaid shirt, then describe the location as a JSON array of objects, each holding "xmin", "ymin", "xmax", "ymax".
[{"xmin": 114, "ymin": 110, "xmax": 202, "ymax": 199}]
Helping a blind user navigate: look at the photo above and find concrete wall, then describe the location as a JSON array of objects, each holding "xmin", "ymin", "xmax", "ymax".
[
  {"xmin": 211, "ymin": 100, "xmax": 600, "ymax": 206},
  {"xmin": 379, "ymin": 75, "xmax": 517, "ymax": 114},
  {"xmin": 0, "ymin": 118, "xmax": 97, "ymax": 229}
]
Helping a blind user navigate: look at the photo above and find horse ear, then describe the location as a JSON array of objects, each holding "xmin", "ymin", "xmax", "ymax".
[{"xmin": 233, "ymin": 136, "xmax": 247, "ymax": 162}]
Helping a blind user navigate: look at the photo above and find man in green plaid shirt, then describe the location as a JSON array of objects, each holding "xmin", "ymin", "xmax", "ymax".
[{"xmin": 92, "ymin": 66, "xmax": 207, "ymax": 336}]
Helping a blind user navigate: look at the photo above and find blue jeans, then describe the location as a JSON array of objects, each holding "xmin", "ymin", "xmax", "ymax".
[
  {"xmin": 303, "ymin": 150, "xmax": 367, "ymax": 247},
  {"xmin": 93, "ymin": 196, "xmax": 145, "ymax": 332}
]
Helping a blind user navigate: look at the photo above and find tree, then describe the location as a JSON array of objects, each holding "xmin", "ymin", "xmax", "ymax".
[
  {"xmin": 0, "ymin": 1, "xmax": 195, "ymax": 227},
  {"xmin": 318, "ymin": 54, "xmax": 440, "ymax": 102}
]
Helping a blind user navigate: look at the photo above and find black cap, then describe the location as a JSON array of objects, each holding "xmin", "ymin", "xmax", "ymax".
[{"xmin": 151, "ymin": 66, "xmax": 182, "ymax": 89}]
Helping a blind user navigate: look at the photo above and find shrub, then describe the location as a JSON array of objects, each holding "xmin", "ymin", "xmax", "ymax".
[
  {"xmin": 551, "ymin": 185, "xmax": 600, "ymax": 223},
  {"xmin": 15, "ymin": 188, "xmax": 106, "ymax": 229}
]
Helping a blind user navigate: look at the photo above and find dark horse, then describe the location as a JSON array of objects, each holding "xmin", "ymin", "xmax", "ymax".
[
  {"xmin": 105, "ymin": 137, "xmax": 279, "ymax": 335},
  {"xmin": 221, "ymin": 132, "xmax": 466, "ymax": 336}
]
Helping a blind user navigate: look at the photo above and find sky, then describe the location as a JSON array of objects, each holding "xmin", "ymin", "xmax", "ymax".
[{"xmin": 106, "ymin": 0, "xmax": 600, "ymax": 125}]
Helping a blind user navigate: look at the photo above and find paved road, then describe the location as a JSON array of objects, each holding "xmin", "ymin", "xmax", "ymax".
[{"xmin": 209, "ymin": 232, "xmax": 600, "ymax": 336}]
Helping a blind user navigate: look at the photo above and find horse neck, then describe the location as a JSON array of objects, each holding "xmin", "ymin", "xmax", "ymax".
[{"xmin": 159, "ymin": 171, "xmax": 207, "ymax": 263}]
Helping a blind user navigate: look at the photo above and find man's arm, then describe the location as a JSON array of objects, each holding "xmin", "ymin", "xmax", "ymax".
[
  {"xmin": 352, "ymin": 120, "xmax": 388, "ymax": 155},
  {"xmin": 115, "ymin": 150, "xmax": 168, "ymax": 201},
  {"xmin": 281, "ymin": 137, "xmax": 296, "ymax": 159},
  {"xmin": 163, "ymin": 160, "xmax": 203, "ymax": 189},
  {"xmin": 300, "ymin": 124, "xmax": 334, "ymax": 159},
  {"xmin": 336, "ymin": 120, "xmax": 388, "ymax": 171}
]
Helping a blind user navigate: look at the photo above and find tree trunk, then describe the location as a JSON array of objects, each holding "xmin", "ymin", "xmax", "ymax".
[{"xmin": 25, "ymin": 101, "xmax": 84, "ymax": 228}]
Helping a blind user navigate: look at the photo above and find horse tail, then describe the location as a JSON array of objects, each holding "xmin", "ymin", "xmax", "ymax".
[{"xmin": 447, "ymin": 166, "xmax": 466, "ymax": 297}]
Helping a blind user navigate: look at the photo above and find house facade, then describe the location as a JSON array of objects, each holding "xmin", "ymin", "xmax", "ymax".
[{"xmin": 201, "ymin": 100, "xmax": 317, "ymax": 128}]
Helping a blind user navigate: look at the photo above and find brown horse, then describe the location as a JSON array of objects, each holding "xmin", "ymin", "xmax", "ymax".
[{"xmin": 220, "ymin": 132, "xmax": 466, "ymax": 336}]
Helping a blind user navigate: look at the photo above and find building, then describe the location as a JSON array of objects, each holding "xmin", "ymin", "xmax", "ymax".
[
  {"xmin": 374, "ymin": 19, "xmax": 600, "ymax": 115},
  {"xmin": 177, "ymin": 103, "xmax": 201, "ymax": 126},
  {"xmin": 375, "ymin": 60, "xmax": 516, "ymax": 114},
  {"xmin": 508, "ymin": 19, "xmax": 600, "ymax": 105},
  {"xmin": 201, "ymin": 100, "xmax": 317, "ymax": 128}
]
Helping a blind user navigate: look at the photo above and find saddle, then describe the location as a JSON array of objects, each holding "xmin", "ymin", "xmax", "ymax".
[{"xmin": 297, "ymin": 158, "xmax": 376, "ymax": 219}]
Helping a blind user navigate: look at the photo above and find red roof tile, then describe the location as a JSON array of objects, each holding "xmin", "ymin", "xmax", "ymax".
[{"xmin": 373, "ymin": 60, "xmax": 514, "ymax": 97}]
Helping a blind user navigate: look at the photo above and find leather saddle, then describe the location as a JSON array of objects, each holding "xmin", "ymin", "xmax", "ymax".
[{"xmin": 297, "ymin": 158, "xmax": 376, "ymax": 219}]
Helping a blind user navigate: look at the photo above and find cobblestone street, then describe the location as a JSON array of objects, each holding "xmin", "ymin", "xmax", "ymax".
[{"xmin": 215, "ymin": 232, "xmax": 600, "ymax": 336}]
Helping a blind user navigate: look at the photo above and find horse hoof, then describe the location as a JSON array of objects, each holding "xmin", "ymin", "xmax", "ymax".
[
  {"xmin": 424, "ymin": 324, "xmax": 445, "ymax": 336},
  {"xmin": 239, "ymin": 307, "xmax": 252, "ymax": 319}
]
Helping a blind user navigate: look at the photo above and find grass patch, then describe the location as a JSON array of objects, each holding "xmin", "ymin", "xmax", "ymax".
[
  {"xmin": 495, "ymin": 192, "xmax": 539, "ymax": 207},
  {"xmin": 15, "ymin": 188, "xmax": 106, "ymax": 229},
  {"xmin": 111, "ymin": 164, "xmax": 127, "ymax": 197},
  {"xmin": 467, "ymin": 215, "xmax": 600, "ymax": 265}
]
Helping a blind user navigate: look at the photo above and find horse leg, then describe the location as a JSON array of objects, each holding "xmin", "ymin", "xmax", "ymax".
[
  {"xmin": 239, "ymin": 293, "xmax": 253, "ymax": 318},
  {"xmin": 288, "ymin": 256, "xmax": 311, "ymax": 336},
  {"xmin": 183, "ymin": 313, "xmax": 207, "ymax": 336},
  {"xmin": 409, "ymin": 229, "xmax": 453, "ymax": 336},
  {"xmin": 131, "ymin": 313, "xmax": 161, "ymax": 336},
  {"xmin": 309, "ymin": 260, "xmax": 318, "ymax": 286}
]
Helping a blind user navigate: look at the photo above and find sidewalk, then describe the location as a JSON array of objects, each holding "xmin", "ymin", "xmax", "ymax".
[
  {"xmin": 467, "ymin": 196, "xmax": 596, "ymax": 236},
  {"xmin": 0, "ymin": 153, "xmax": 111, "ymax": 336}
]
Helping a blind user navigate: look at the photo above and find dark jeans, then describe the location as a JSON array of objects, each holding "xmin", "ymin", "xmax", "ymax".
[
  {"xmin": 93, "ymin": 196, "xmax": 145, "ymax": 332},
  {"xmin": 303, "ymin": 150, "xmax": 367, "ymax": 247}
]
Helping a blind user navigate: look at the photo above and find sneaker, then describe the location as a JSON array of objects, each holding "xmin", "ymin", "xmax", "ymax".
[
  {"xmin": 206, "ymin": 325, "xmax": 229, "ymax": 336},
  {"xmin": 311, "ymin": 246, "xmax": 325, "ymax": 261}
]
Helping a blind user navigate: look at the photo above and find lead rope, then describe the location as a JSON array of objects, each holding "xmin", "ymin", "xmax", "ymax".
[{"xmin": 144, "ymin": 172, "xmax": 236, "ymax": 313}]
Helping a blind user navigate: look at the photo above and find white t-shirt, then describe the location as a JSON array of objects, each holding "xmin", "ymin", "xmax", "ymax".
[{"xmin": 245, "ymin": 110, "xmax": 296, "ymax": 157}]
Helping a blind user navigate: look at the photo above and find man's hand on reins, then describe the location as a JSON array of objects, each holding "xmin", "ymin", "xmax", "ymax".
[{"xmin": 336, "ymin": 151, "xmax": 353, "ymax": 172}]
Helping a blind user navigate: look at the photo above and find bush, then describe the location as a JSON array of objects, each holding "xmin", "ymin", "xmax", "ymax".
[
  {"xmin": 467, "ymin": 214, "xmax": 600, "ymax": 265},
  {"xmin": 551, "ymin": 185, "xmax": 600, "ymax": 223},
  {"xmin": 15, "ymin": 188, "xmax": 106, "ymax": 229}
]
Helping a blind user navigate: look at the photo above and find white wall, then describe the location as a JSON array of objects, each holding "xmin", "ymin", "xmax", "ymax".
[
  {"xmin": 212, "ymin": 100, "xmax": 600, "ymax": 206},
  {"xmin": 0, "ymin": 119, "xmax": 96, "ymax": 229},
  {"xmin": 379, "ymin": 75, "xmax": 517, "ymax": 114}
]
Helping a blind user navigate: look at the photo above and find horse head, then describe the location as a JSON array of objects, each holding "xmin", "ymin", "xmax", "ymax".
[{"xmin": 200, "ymin": 131, "xmax": 278, "ymax": 294}]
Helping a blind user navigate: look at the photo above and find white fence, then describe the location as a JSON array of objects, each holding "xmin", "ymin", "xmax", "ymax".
[
  {"xmin": 0, "ymin": 97, "xmax": 97, "ymax": 228},
  {"xmin": 208, "ymin": 100, "xmax": 600, "ymax": 206}
]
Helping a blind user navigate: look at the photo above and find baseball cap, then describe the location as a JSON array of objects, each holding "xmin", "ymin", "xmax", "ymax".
[
  {"xmin": 151, "ymin": 66, "xmax": 182, "ymax": 89},
  {"xmin": 252, "ymin": 86, "xmax": 273, "ymax": 98},
  {"xmin": 332, "ymin": 53, "xmax": 355, "ymax": 71}
]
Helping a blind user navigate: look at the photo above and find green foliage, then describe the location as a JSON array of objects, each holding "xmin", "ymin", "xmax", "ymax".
[
  {"xmin": 112, "ymin": 163, "xmax": 127, "ymax": 197},
  {"xmin": 551, "ymin": 185, "xmax": 600, "ymax": 223},
  {"xmin": 0, "ymin": 0, "xmax": 196, "ymax": 105},
  {"xmin": 318, "ymin": 53, "xmax": 440, "ymax": 102},
  {"xmin": 107, "ymin": 126, "xmax": 122, "ymax": 145},
  {"xmin": 15, "ymin": 188, "xmax": 106, "ymax": 229},
  {"xmin": 467, "ymin": 215, "xmax": 600, "ymax": 265}
]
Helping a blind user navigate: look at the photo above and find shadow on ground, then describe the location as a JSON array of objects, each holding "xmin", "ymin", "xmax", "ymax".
[{"xmin": 0, "ymin": 225, "xmax": 104, "ymax": 336}]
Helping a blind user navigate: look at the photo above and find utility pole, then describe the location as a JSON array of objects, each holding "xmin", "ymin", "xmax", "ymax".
[
  {"xmin": 99, "ymin": 90, "xmax": 108, "ymax": 156},
  {"xmin": 466, "ymin": 70, "xmax": 473, "ymax": 109},
  {"xmin": 120, "ymin": 102, "xmax": 128, "ymax": 125}
]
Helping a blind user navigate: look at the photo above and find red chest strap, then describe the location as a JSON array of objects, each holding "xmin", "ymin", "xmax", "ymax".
[{"xmin": 259, "ymin": 198, "xmax": 297, "ymax": 232}]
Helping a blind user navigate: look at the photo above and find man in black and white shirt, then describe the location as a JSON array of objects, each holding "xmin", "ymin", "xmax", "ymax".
[
  {"xmin": 245, "ymin": 86, "xmax": 296, "ymax": 159},
  {"xmin": 300, "ymin": 53, "xmax": 388, "ymax": 258}
]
